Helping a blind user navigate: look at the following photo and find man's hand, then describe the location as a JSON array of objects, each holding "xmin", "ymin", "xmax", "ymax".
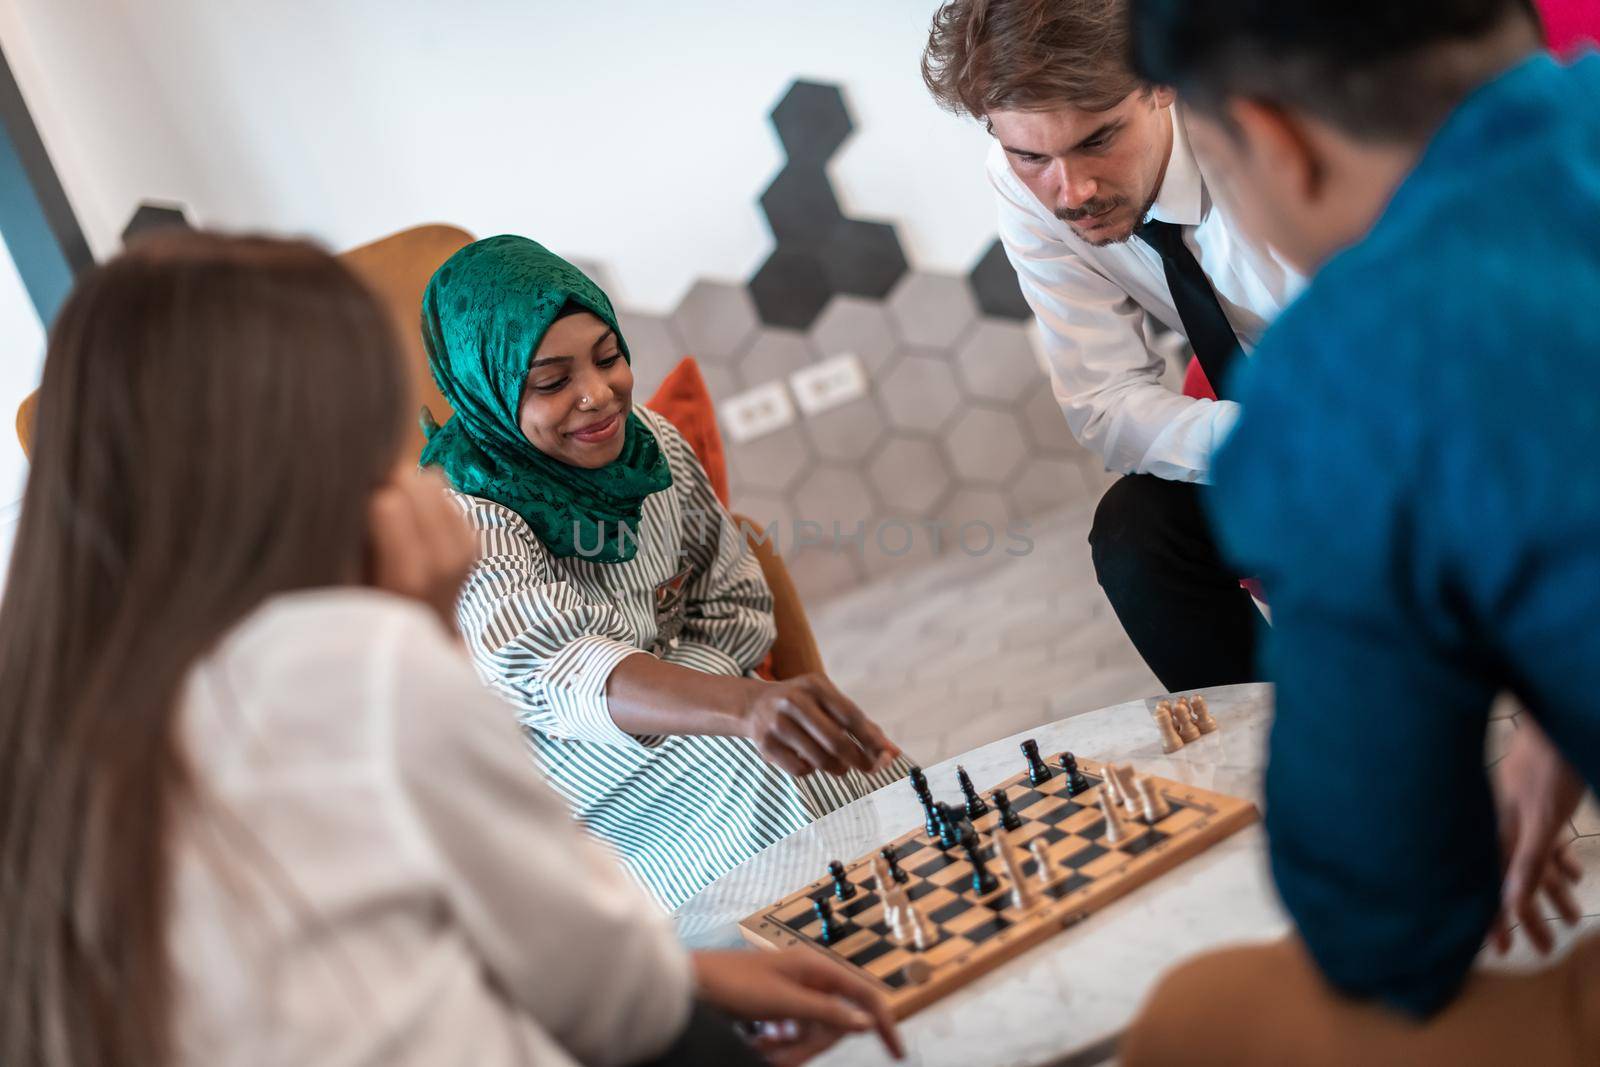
[
  {"xmin": 691, "ymin": 948, "xmax": 903, "ymax": 1065},
  {"xmin": 740, "ymin": 673, "xmax": 901, "ymax": 779},
  {"xmin": 365, "ymin": 465, "xmax": 476, "ymax": 630},
  {"xmin": 1490, "ymin": 715, "xmax": 1585, "ymax": 954}
]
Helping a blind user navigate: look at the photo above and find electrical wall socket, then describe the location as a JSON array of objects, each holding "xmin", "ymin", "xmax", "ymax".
[
  {"xmin": 720, "ymin": 380, "xmax": 796, "ymax": 443},
  {"xmin": 789, "ymin": 352, "xmax": 867, "ymax": 416}
]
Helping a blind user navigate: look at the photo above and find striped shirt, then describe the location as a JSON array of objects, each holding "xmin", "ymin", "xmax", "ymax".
[{"xmin": 451, "ymin": 405, "xmax": 906, "ymax": 909}]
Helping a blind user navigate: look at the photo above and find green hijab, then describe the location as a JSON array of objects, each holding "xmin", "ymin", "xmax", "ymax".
[{"xmin": 419, "ymin": 235, "xmax": 672, "ymax": 562}]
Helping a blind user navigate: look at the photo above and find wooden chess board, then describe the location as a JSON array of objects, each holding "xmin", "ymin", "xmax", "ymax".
[{"xmin": 738, "ymin": 755, "xmax": 1258, "ymax": 1018}]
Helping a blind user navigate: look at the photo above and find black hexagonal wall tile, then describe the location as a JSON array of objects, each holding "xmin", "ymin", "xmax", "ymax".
[
  {"xmin": 760, "ymin": 164, "xmax": 844, "ymax": 250},
  {"xmin": 122, "ymin": 201, "xmax": 193, "ymax": 246},
  {"xmin": 819, "ymin": 219, "xmax": 908, "ymax": 300},
  {"xmin": 769, "ymin": 80, "xmax": 853, "ymax": 166},
  {"xmin": 969, "ymin": 238, "xmax": 1032, "ymax": 321},
  {"xmin": 749, "ymin": 246, "xmax": 833, "ymax": 330}
]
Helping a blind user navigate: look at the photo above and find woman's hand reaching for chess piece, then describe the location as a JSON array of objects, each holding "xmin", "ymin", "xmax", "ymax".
[
  {"xmin": 1490, "ymin": 715, "xmax": 1585, "ymax": 954},
  {"xmin": 692, "ymin": 948, "xmax": 904, "ymax": 1065}
]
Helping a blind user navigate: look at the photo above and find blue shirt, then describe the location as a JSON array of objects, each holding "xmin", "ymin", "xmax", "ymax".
[{"xmin": 1211, "ymin": 51, "xmax": 1600, "ymax": 1017}]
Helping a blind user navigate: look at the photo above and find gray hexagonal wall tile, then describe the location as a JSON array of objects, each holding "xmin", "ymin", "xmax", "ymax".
[
  {"xmin": 786, "ymin": 544, "xmax": 865, "ymax": 604},
  {"xmin": 1006, "ymin": 457, "xmax": 1091, "ymax": 519},
  {"xmin": 791, "ymin": 463, "xmax": 876, "ymax": 537},
  {"xmin": 727, "ymin": 489, "xmax": 796, "ymax": 554},
  {"xmin": 859, "ymin": 519, "xmax": 941, "ymax": 584},
  {"xmin": 671, "ymin": 280, "xmax": 759, "ymax": 361},
  {"xmin": 726, "ymin": 423, "xmax": 812, "ymax": 494},
  {"xmin": 617, "ymin": 310, "xmax": 686, "ymax": 401},
  {"xmin": 886, "ymin": 272, "xmax": 979, "ymax": 348},
  {"xmin": 935, "ymin": 486, "xmax": 1014, "ymax": 556},
  {"xmin": 954, "ymin": 320, "xmax": 1045, "ymax": 404},
  {"xmin": 802, "ymin": 395, "xmax": 888, "ymax": 465},
  {"xmin": 808, "ymin": 296, "xmax": 899, "ymax": 376},
  {"xmin": 748, "ymin": 247, "xmax": 833, "ymax": 331},
  {"xmin": 969, "ymin": 238, "xmax": 1032, "ymax": 321},
  {"xmin": 819, "ymin": 219, "xmax": 907, "ymax": 299},
  {"xmin": 696, "ymin": 360, "xmax": 742, "ymax": 405},
  {"xmin": 867, "ymin": 436, "xmax": 953, "ymax": 517},
  {"xmin": 769, "ymin": 80, "xmax": 853, "ymax": 167},
  {"xmin": 739, "ymin": 328, "xmax": 816, "ymax": 388},
  {"xmin": 760, "ymin": 165, "xmax": 844, "ymax": 250},
  {"xmin": 879, "ymin": 349, "xmax": 962, "ymax": 433},
  {"xmin": 1019, "ymin": 385, "xmax": 1079, "ymax": 455},
  {"xmin": 945, "ymin": 407, "xmax": 1029, "ymax": 485}
]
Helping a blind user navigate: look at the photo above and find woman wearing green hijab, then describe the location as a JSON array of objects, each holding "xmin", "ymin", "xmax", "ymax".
[{"xmin": 423, "ymin": 236, "xmax": 907, "ymax": 909}]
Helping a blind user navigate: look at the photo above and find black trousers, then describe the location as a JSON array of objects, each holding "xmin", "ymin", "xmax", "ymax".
[
  {"xmin": 637, "ymin": 1001, "xmax": 765, "ymax": 1067},
  {"xmin": 1088, "ymin": 475, "xmax": 1261, "ymax": 692}
]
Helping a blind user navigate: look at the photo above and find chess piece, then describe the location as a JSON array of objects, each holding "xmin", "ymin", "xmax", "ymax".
[
  {"xmin": 1058, "ymin": 752, "xmax": 1090, "ymax": 795},
  {"xmin": 1021, "ymin": 738, "xmax": 1052, "ymax": 785},
  {"xmin": 1153, "ymin": 703, "xmax": 1185, "ymax": 753},
  {"xmin": 993, "ymin": 826, "xmax": 1038, "ymax": 910},
  {"xmin": 813, "ymin": 896, "xmax": 844, "ymax": 944},
  {"xmin": 960, "ymin": 824, "xmax": 1000, "ymax": 895},
  {"xmin": 901, "ymin": 957, "xmax": 933, "ymax": 984},
  {"xmin": 1098, "ymin": 788, "xmax": 1126, "ymax": 845},
  {"xmin": 880, "ymin": 845, "xmax": 909, "ymax": 885},
  {"xmin": 903, "ymin": 897, "xmax": 933, "ymax": 951},
  {"xmin": 828, "ymin": 859, "xmax": 856, "ymax": 901},
  {"xmin": 910, "ymin": 766, "xmax": 939, "ymax": 837},
  {"xmin": 1173, "ymin": 698, "xmax": 1202, "ymax": 743},
  {"xmin": 958, "ymin": 765, "xmax": 990, "ymax": 819},
  {"xmin": 1136, "ymin": 776, "xmax": 1171, "ymax": 823},
  {"xmin": 1116, "ymin": 765, "xmax": 1142, "ymax": 818},
  {"xmin": 993, "ymin": 787, "xmax": 1023, "ymax": 831},
  {"xmin": 871, "ymin": 857, "xmax": 904, "ymax": 937},
  {"xmin": 1100, "ymin": 763, "xmax": 1126, "ymax": 808},
  {"xmin": 936, "ymin": 802, "xmax": 965, "ymax": 850},
  {"xmin": 1191, "ymin": 694, "xmax": 1218, "ymax": 734},
  {"xmin": 1026, "ymin": 838, "xmax": 1052, "ymax": 885}
]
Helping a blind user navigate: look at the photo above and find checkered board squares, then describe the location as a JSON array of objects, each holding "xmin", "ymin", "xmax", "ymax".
[{"xmin": 740, "ymin": 755, "xmax": 1258, "ymax": 1018}]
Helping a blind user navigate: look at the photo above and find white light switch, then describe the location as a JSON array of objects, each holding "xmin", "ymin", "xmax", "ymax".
[
  {"xmin": 790, "ymin": 352, "xmax": 867, "ymax": 416},
  {"xmin": 721, "ymin": 381, "xmax": 796, "ymax": 443}
]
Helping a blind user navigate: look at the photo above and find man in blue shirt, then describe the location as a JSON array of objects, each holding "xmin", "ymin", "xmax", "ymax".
[{"xmin": 1118, "ymin": 1, "xmax": 1600, "ymax": 1062}]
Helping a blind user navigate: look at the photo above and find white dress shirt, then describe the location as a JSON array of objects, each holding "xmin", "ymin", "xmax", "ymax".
[
  {"xmin": 169, "ymin": 588, "xmax": 693, "ymax": 1067},
  {"xmin": 988, "ymin": 104, "xmax": 1305, "ymax": 483}
]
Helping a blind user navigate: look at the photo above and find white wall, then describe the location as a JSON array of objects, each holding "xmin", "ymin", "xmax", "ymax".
[{"xmin": 3, "ymin": 0, "xmax": 997, "ymax": 312}]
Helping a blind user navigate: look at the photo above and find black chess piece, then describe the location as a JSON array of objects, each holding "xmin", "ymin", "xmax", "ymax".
[
  {"xmin": 957, "ymin": 765, "xmax": 990, "ymax": 819},
  {"xmin": 959, "ymin": 824, "xmax": 1000, "ymax": 895},
  {"xmin": 828, "ymin": 859, "xmax": 856, "ymax": 901},
  {"xmin": 936, "ymin": 802, "xmax": 965, "ymax": 850},
  {"xmin": 1021, "ymin": 738, "xmax": 1052, "ymax": 785},
  {"xmin": 880, "ymin": 845, "xmax": 910, "ymax": 885},
  {"xmin": 1059, "ymin": 752, "xmax": 1090, "ymax": 795},
  {"xmin": 992, "ymin": 787, "xmax": 1023, "ymax": 831},
  {"xmin": 909, "ymin": 766, "xmax": 939, "ymax": 837},
  {"xmin": 813, "ymin": 896, "xmax": 843, "ymax": 944}
]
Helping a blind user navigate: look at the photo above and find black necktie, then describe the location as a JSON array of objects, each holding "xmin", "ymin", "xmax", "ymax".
[{"xmin": 1137, "ymin": 219, "xmax": 1242, "ymax": 399}]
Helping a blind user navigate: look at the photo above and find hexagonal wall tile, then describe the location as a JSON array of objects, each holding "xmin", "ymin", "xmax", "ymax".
[
  {"xmin": 760, "ymin": 165, "xmax": 844, "ymax": 250},
  {"xmin": 748, "ymin": 247, "xmax": 833, "ymax": 331},
  {"xmin": 954, "ymin": 320, "xmax": 1046, "ymax": 404},
  {"xmin": 739, "ymin": 328, "xmax": 816, "ymax": 388},
  {"xmin": 969, "ymin": 238, "xmax": 1031, "ymax": 321},
  {"xmin": 696, "ymin": 360, "xmax": 743, "ymax": 404},
  {"xmin": 786, "ymin": 544, "xmax": 865, "ymax": 603},
  {"xmin": 867, "ymin": 436, "xmax": 953, "ymax": 517},
  {"xmin": 802, "ymin": 395, "xmax": 888, "ymax": 465},
  {"xmin": 727, "ymin": 488, "xmax": 795, "ymax": 553},
  {"xmin": 935, "ymin": 486, "xmax": 1015, "ymax": 557},
  {"xmin": 886, "ymin": 272, "xmax": 978, "ymax": 348},
  {"xmin": 879, "ymin": 349, "xmax": 962, "ymax": 434},
  {"xmin": 769, "ymin": 80, "xmax": 853, "ymax": 166},
  {"xmin": 1006, "ymin": 457, "xmax": 1091, "ymax": 519},
  {"xmin": 1019, "ymin": 385, "xmax": 1080, "ymax": 455},
  {"xmin": 809, "ymin": 296, "xmax": 899, "ymax": 375},
  {"xmin": 819, "ymin": 219, "xmax": 908, "ymax": 299},
  {"xmin": 791, "ymin": 463, "xmax": 877, "ymax": 537},
  {"xmin": 945, "ymin": 407, "xmax": 1029, "ymax": 485},
  {"xmin": 617, "ymin": 310, "xmax": 686, "ymax": 400},
  {"xmin": 122, "ymin": 201, "xmax": 192, "ymax": 245},
  {"xmin": 726, "ymin": 423, "xmax": 812, "ymax": 495},
  {"xmin": 671, "ymin": 280, "xmax": 759, "ymax": 361}
]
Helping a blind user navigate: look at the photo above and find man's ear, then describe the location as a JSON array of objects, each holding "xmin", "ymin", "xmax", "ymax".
[
  {"xmin": 1151, "ymin": 85, "xmax": 1177, "ymax": 109},
  {"xmin": 1226, "ymin": 97, "xmax": 1323, "ymax": 202}
]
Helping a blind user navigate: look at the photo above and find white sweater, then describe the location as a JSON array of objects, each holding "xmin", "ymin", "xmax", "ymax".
[{"xmin": 168, "ymin": 588, "xmax": 692, "ymax": 1067}]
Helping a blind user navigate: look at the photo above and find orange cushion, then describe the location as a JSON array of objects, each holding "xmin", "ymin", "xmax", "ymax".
[{"xmin": 646, "ymin": 357, "xmax": 730, "ymax": 508}]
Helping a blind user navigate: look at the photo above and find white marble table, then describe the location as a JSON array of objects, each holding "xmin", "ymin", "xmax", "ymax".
[{"xmin": 673, "ymin": 683, "xmax": 1288, "ymax": 1067}]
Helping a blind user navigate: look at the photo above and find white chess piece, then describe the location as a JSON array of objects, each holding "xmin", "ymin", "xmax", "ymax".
[
  {"xmin": 1027, "ymin": 838, "xmax": 1053, "ymax": 886},
  {"xmin": 993, "ymin": 826, "xmax": 1037, "ymax": 910},
  {"xmin": 1136, "ymin": 776, "xmax": 1172, "ymax": 823},
  {"xmin": 1116, "ymin": 766, "xmax": 1142, "ymax": 818},
  {"xmin": 1098, "ymin": 787, "xmax": 1126, "ymax": 845}
]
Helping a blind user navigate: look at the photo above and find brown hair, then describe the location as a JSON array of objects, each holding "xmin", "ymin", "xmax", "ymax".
[
  {"xmin": 922, "ymin": 0, "xmax": 1144, "ymax": 118},
  {"xmin": 0, "ymin": 232, "xmax": 410, "ymax": 1065}
]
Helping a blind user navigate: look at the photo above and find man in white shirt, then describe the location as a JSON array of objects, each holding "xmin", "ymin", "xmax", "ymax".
[{"xmin": 922, "ymin": 0, "xmax": 1303, "ymax": 689}]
